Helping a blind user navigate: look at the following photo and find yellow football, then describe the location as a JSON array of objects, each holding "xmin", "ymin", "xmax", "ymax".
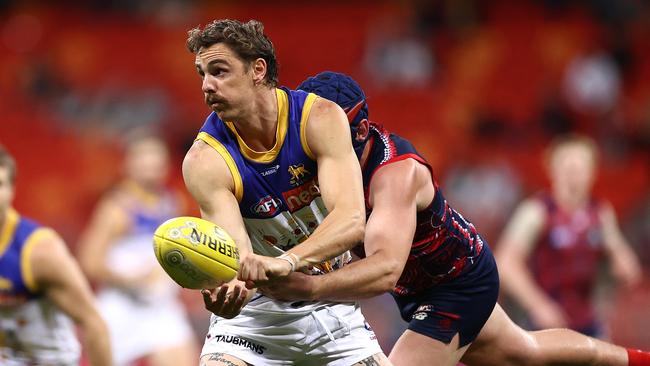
[{"xmin": 153, "ymin": 216, "xmax": 240, "ymax": 289}]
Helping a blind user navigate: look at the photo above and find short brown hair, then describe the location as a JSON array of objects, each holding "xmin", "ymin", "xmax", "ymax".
[
  {"xmin": 187, "ymin": 19, "xmax": 278, "ymax": 87},
  {"xmin": 122, "ymin": 128, "xmax": 166, "ymax": 151},
  {"xmin": 544, "ymin": 133, "xmax": 599, "ymax": 166},
  {"xmin": 0, "ymin": 145, "xmax": 16, "ymax": 184}
]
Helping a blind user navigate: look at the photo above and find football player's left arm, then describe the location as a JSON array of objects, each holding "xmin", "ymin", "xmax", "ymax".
[
  {"xmin": 282, "ymin": 97, "xmax": 367, "ymax": 271},
  {"xmin": 29, "ymin": 230, "xmax": 112, "ymax": 366},
  {"xmin": 599, "ymin": 202, "xmax": 642, "ymax": 288},
  {"xmin": 262, "ymin": 159, "xmax": 424, "ymax": 301}
]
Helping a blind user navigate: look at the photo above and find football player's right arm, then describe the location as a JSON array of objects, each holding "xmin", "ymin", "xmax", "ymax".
[
  {"xmin": 495, "ymin": 199, "xmax": 568, "ymax": 328},
  {"xmin": 77, "ymin": 197, "xmax": 134, "ymax": 288},
  {"xmin": 309, "ymin": 159, "xmax": 423, "ymax": 300},
  {"xmin": 182, "ymin": 140, "xmax": 255, "ymax": 318},
  {"xmin": 30, "ymin": 231, "xmax": 112, "ymax": 366}
]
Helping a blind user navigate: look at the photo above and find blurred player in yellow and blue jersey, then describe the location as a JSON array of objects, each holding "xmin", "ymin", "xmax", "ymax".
[
  {"xmin": 0, "ymin": 146, "xmax": 111, "ymax": 366},
  {"xmin": 78, "ymin": 134, "xmax": 197, "ymax": 366}
]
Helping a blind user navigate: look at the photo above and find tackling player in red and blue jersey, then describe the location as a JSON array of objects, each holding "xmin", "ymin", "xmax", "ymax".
[{"xmin": 260, "ymin": 72, "xmax": 650, "ymax": 366}]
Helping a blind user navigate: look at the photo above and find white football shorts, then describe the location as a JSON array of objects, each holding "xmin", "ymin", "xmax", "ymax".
[
  {"xmin": 97, "ymin": 288, "xmax": 194, "ymax": 366},
  {"xmin": 201, "ymin": 295, "xmax": 383, "ymax": 365}
]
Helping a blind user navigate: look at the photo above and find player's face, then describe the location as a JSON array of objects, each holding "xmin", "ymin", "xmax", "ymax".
[
  {"xmin": 0, "ymin": 167, "xmax": 15, "ymax": 215},
  {"xmin": 195, "ymin": 43, "xmax": 256, "ymax": 121},
  {"xmin": 549, "ymin": 144, "xmax": 596, "ymax": 197},
  {"xmin": 124, "ymin": 138, "xmax": 170, "ymax": 188}
]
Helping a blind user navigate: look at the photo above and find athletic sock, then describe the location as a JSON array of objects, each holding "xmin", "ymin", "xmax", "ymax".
[{"xmin": 628, "ymin": 348, "xmax": 650, "ymax": 366}]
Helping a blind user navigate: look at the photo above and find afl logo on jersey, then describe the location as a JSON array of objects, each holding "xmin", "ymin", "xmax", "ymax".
[{"xmin": 251, "ymin": 195, "xmax": 282, "ymax": 217}]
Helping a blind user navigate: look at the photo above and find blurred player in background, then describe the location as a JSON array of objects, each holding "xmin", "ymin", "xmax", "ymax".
[
  {"xmin": 0, "ymin": 146, "xmax": 111, "ymax": 365},
  {"xmin": 184, "ymin": 19, "xmax": 389, "ymax": 365},
  {"xmin": 258, "ymin": 71, "xmax": 650, "ymax": 366},
  {"xmin": 496, "ymin": 134, "xmax": 642, "ymax": 337},
  {"xmin": 78, "ymin": 134, "xmax": 197, "ymax": 366}
]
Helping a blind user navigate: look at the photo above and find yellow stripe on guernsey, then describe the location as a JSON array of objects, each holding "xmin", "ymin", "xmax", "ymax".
[
  {"xmin": 122, "ymin": 179, "xmax": 162, "ymax": 206},
  {"xmin": 300, "ymin": 93, "xmax": 318, "ymax": 160},
  {"xmin": 0, "ymin": 208, "xmax": 19, "ymax": 258},
  {"xmin": 225, "ymin": 88, "xmax": 289, "ymax": 164},
  {"xmin": 21, "ymin": 228, "xmax": 57, "ymax": 293},
  {"xmin": 195, "ymin": 132, "xmax": 244, "ymax": 202}
]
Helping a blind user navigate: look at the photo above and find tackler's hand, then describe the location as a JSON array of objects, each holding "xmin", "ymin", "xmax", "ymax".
[
  {"xmin": 238, "ymin": 253, "xmax": 296, "ymax": 289},
  {"xmin": 259, "ymin": 271, "xmax": 316, "ymax": 302}
]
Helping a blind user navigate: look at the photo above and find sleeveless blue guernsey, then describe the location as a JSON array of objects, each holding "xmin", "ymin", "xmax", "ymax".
[
  {"xmin": 196, "ymin": 88, "xmax": 349, "ymax": 272},
  {"xmin": 0, "ymin": 208, "xmax": 44, "ymax": 305},
  {"xmin": 0, "ymin": 208, "xmax": 81, "ymax": 363},
  {"xmin": 102, "ymin": 182, "xmax": 182, "ymax": 299}
]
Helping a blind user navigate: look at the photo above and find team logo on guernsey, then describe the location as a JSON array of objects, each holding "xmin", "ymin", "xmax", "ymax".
[
  {"xmin": 288, "ymin": 164, "xmax": 310, "ymax": 186},
  {"xmin": 251, "ymin": 195, "xmax": 282, "ymax": 217}
]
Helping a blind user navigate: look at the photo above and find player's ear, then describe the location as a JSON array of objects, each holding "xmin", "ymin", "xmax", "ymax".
[
  {"xmin": 356, "ymin": 119, "xmax": 369, "ymax": 142},
  {"xmin": 251, "ymin": 58, "xmax": 267, "ymax": 86}
]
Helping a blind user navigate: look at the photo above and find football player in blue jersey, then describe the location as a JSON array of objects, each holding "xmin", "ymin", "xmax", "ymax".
[
  {"xmin": 0, "ymin": 146, "xmax": 111, "ymax": 365},
  {"xmin": 258, "ymin": 72, "xmax": 650, "ymax": 366},
  {"xmin": 78, "ymin": 133, "xmax": 198, "ymax": 366},
  {"xmin": 183, "ymin": 20, "xmax": 390, "ymax": 365}
]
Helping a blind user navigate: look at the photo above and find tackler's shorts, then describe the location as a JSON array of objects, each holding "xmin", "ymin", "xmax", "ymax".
[
  {"xmin": 392, "ymin": 244, "xmax": 500, "ymax": 347},
  {"xmin": 201, "ymin": 296, "xmax": 383, "ymax": 365}
]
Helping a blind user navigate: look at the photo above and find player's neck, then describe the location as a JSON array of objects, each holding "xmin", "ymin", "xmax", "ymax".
[
  {"xmin": 359, "ymin": 142, "xmax": 372, "ymax": 167},
  {"xmin": 229, "ymin": 87, "xmax": 278, "ymax": 151},
  {"xmin": 0, "ymin": 207, "xmax": 11, "ymax": 233},
  {"xmin": 0, "ymin": 211, "xmax": 5, "ymax": 233},
  {"xmin": 123, "ymin": 180, "xmax": 163, "ymax": 204},
  {"xmin": 553, "ymin": 187, "xmax": 588, "ymax": 212}
]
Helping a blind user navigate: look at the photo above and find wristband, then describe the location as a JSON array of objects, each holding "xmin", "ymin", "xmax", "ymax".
[{"xmin": 277, "ymin": 252, "xmax": 299, "ymax": 272}]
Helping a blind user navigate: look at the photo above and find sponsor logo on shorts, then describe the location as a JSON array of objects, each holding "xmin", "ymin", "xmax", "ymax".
[
  {"xmin": 416, "ymin": 305, "xmax": 434, "ymax": 312},
  {"xmin": 413, "ymin": 305, "xmax": 434, "ymax": 321},
  {"xmin": 363, "ymin": 321, "xmax": 378, "ymax": 340},
  {"xmin": 413, "ymin": 312, "xmax": 428, "ymax": 320},
  {"xmin": 214, "ymin": 335, "xmax": 266, "ymax": 355},
  {"xmin": 364, "ymin": 320, "xmax": 373, "ymax": 331}
]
